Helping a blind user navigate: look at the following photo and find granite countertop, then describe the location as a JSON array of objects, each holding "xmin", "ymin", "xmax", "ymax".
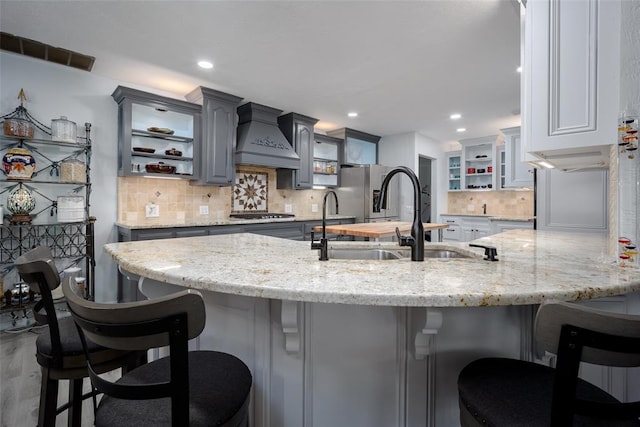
[
  {"xmin": 104, "ymin": 230, "xmax": 640, "ymax": 307},
  {"xmin": 116, "ymin": 215, "xmax": 356, "ymax": 230},
  {"xmin": 443, "ymin": 213, "xmax": 535, "ymax": 222}
]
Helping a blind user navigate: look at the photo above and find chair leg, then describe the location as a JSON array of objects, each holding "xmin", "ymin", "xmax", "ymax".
[
  {"xmin": 68, "ymin": 379, "xmax": 83, "ymax": 427},
  {"xmin": 38, "ymin": 367, "xmax": 58, "ymax": 427}
]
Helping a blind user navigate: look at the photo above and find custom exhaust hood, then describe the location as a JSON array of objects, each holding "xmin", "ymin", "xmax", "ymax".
[{"xmin": 235, "ymin": 102, "xmax": 300, "ymax": 169}]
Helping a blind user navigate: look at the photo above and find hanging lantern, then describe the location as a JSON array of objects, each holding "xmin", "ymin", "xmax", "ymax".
[
  {"xmin": 2, "ymin": 147, "xmax": 36, "ymax": 180},
  {"xmin": 6, "ymin": 186, "xmax": 36, "ymax": 224}
]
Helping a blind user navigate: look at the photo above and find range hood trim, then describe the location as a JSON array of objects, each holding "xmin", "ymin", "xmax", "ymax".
[{"xmin": 235, "ymin": 102, "xmax": 301, "ymax": 170}]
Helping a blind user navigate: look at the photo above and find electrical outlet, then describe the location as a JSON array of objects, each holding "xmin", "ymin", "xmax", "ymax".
[
  {"xmin": 311, "ymin": 203, "xmax": 318, "ymax": 213},
  {"xmin": 145, "ymin": 203, "xmax": 159, "ymax": 218},
  {"xmin": 284, "ymin": 204, "xmax": 293, "ymax": 213},
  {"xmin": 199, "ymin": 205, "xmax": 209, "ymax": 215}
]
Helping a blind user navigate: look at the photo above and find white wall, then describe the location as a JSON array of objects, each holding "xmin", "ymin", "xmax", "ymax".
[
  {"xmin": 415, "ymin": 132, "xmax": 448, "ymax": 226},
  {"xmin": 379, "ymin": 132, "xmax": 447, "ymax": 224},
  {"xmin": 378, "ymin": 133, "xmax": 415, "ymax": 221},
  {"xmin": 1, "ymin": 52, "xmax": 191, "ymax": 302}
]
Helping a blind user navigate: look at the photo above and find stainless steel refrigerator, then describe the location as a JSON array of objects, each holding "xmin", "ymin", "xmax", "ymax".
[{"xmin": 337, "ymin": 165, "xmax": 400, "ymax": 223}]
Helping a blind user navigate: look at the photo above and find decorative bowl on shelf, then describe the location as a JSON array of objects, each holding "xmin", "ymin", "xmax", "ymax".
[
  {"xmin": 133, "ymin": 147, "xmax": 155, "ymax": 153},
  {"xmin": 147, "ymin": 127, "xmax": 174, "ymax": 135},
  {"xmin": 145, "ymin": 162, "xmax": 176, "ymax": 174},
  {"xmin": 165, "ymin": 148, "xmax": 182, "ymax": 157}
]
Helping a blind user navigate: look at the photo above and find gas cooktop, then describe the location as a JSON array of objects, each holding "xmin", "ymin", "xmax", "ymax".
[{"xmin": 229, "ymin": 213, "xmax": 295, "ymax": 220}]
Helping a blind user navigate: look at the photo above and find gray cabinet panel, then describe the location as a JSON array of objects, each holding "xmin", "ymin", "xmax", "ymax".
[
  {"xmin": 131, "ymin": 229, "xmax": 175, "ymax": 240},
  {"xmin": 209, "ymin": 225, "xmax": 246, "ymax": 235},
  {"xmin": 277, "ymin": 113, "xmax": 318, "ymax": 189},
  {"xmin": 247, "ymin": 222, "xmax": 304, "ymax": 240},
  {"xmin": 175, "ymin": 228, "xmax": 208, "ymax": 238},
  {"xmin": 187, "ymin": 87, "xmax": 243, "ymax": 186}
]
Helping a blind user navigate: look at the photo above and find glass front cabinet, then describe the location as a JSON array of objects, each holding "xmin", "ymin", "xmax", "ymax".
[
  {"xmin": 447, "ymin": 151, "xmax": 462, "ymax": 191},
  {"xmin": 327, "ymin": 128, "xmax": 380, "ymax": 166},
  {"xmin": 459, "ymin": 135, "xmax": 498, "ymax": 191}
]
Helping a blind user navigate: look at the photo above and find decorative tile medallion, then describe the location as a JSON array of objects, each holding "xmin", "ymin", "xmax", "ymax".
[{"xmin": 232, "ymin": 171, "xmax": 268, "ymax": 212}]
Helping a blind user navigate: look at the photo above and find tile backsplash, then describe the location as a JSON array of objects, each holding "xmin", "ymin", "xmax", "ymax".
[
  {"xmin": 447, "ymin": 189, "xmax": 534, "ymax": 217},
  {"xmin": 117, "ymin": 166, "xmax": 328, "ymax": 225}
]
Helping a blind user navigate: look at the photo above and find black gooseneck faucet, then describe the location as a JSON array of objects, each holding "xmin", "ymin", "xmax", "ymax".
[
  {"xmin": 376, "ymin": 166, "xmax": 424, "ymax": 261},
  {"xmin": 310, "ymin": 190, "xmax": 339, "ymax": 261}
]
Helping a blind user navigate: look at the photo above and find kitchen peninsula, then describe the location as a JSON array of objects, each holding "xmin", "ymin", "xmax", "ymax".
[{"xmin": 105, "ymin": 230, "xmax": 640, "ymax": 427}]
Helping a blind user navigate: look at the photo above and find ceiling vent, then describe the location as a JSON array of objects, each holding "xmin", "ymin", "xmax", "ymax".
[{"xmin": 0, "ymin": 32, "xmax": 95, "ymax": 72}]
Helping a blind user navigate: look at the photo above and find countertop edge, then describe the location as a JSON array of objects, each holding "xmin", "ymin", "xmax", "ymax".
[{"xmin": 116, "ymin": 215, "xmax": 357, "ymax": 230}]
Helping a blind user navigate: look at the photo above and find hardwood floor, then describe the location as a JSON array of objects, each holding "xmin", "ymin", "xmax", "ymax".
[{"xmin": 0, "ymin": 321, "xmax": 118, "ymax": 427}]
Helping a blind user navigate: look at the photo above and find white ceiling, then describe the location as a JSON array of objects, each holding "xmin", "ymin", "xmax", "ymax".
[{"xmin": 0, "ymin": 0, "xmax": 522, "ymax": 146}]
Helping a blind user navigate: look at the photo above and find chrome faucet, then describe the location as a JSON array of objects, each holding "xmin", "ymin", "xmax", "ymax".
[
  {"xmin": 376, "ymin": 166, "xmax": 424, "ymax": 261},
  {"xmin": 310, "ymin": 190, "xmax": 339, "ymax": 261}
]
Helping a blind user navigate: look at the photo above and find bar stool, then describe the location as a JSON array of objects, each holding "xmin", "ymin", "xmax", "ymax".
[
  {"xmin": 62, "ymin": 272, "xmax": 252, "ymax": 426},
  {"xmin": 15, "ymin": 246, "xmax": 136, "ymax": 427},
  {"xmin": 457, "ymin": 300, "xmax": 640, "ymax": 426}
]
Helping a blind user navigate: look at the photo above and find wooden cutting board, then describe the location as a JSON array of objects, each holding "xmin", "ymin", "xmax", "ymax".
[{"xmin": 313, "ymin": 221, "xmax": 449, "ymax": 238}]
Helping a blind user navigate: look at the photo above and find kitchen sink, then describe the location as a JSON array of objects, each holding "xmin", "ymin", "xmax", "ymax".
[
  {"xmin": 423, "ymin": 249, "xmax": 471, "ymax": 259},
  {"xmin": 328, "ymin": 248, "xmax": 407, "ymax": 260},
  {"xmin": 326, "ymin": 247, "xmax": 472, "ymax": 260}
]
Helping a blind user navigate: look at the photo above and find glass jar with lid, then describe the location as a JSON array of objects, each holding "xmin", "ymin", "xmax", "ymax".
[
  {"xmin": 60, "ymin": 158, "xmax": 86, "ymax": 183},
  {"xmin": 51, "ymin": 116, "xmax": 77, "ymax": 143}
]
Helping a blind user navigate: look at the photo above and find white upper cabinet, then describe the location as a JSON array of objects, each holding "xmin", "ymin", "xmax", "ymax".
[
  {"xmin": 521, "ymin": 0, "xmax": 621, "ymax": 170},
  {"xmin": 460, "ymin": 135, "xmax": 498, "ymax": 191},
  {"xmin": 501, "ymin": 126, "xmax": 533, "ymax": 188}
]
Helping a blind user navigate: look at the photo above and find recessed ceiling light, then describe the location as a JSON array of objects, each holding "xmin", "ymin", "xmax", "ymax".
[
  {"xmin": 450, "ymin": 113, "xmax": 462, "ymax": 120},
  {"xmin": 197, "ymin": 60, "xmax": 214, "ymax": 69},
  {"xmin": 517, "ymin": 66, "xmax": 522, "ymax": 73},
  {"xmin": 456, "ymin": 128, "xmax": 466, "ymax": 133},
  {"xmin": 347, "ymin": 112, "xmax": 358, "ymax": 118}
]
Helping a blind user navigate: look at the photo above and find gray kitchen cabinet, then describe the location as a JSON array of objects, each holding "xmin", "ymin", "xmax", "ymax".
[
  {"xmin": 327, "ymin": 128, "xmax": 380, "ymax": 166},
  {"xmin": 500, "ymin": 126, "xmax": 533, "ymax": 188},
  {"xmin": 276, "ymin": 113, "xmax": 319, "ymax": 189},
  {"xmin": 208, "ymin": 225, "xmax": 246, "ymax": 235},
  {"xmin": 522, "ymin": 0, "xmax": 620, "ymax": 167},
  {"xmin": 175, "ymin": 228, "xmax": 209, "ymax": 238},
  {"xmin": 118, "ymin": 228, "xmax": 174, "ymax": 242},
  {"xmin": 313, "ymin": 133, "xmax": 342, "ymax": 188},
  {"xmin": 186, "ymin": 86, "xmax": 243, "ymax": 186},
  {"xmin": 111, "ymin": 86, "xmax": 201, "ymax": 179},
  {"xmin": 248, "ymin": 222, "xmax": 305, "ymax": 240}
]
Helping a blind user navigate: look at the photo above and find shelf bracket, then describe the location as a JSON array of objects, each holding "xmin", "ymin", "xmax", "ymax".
[{"xmin": 281, "ymin": 300, "xmax": 303, "ymax": 354}]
